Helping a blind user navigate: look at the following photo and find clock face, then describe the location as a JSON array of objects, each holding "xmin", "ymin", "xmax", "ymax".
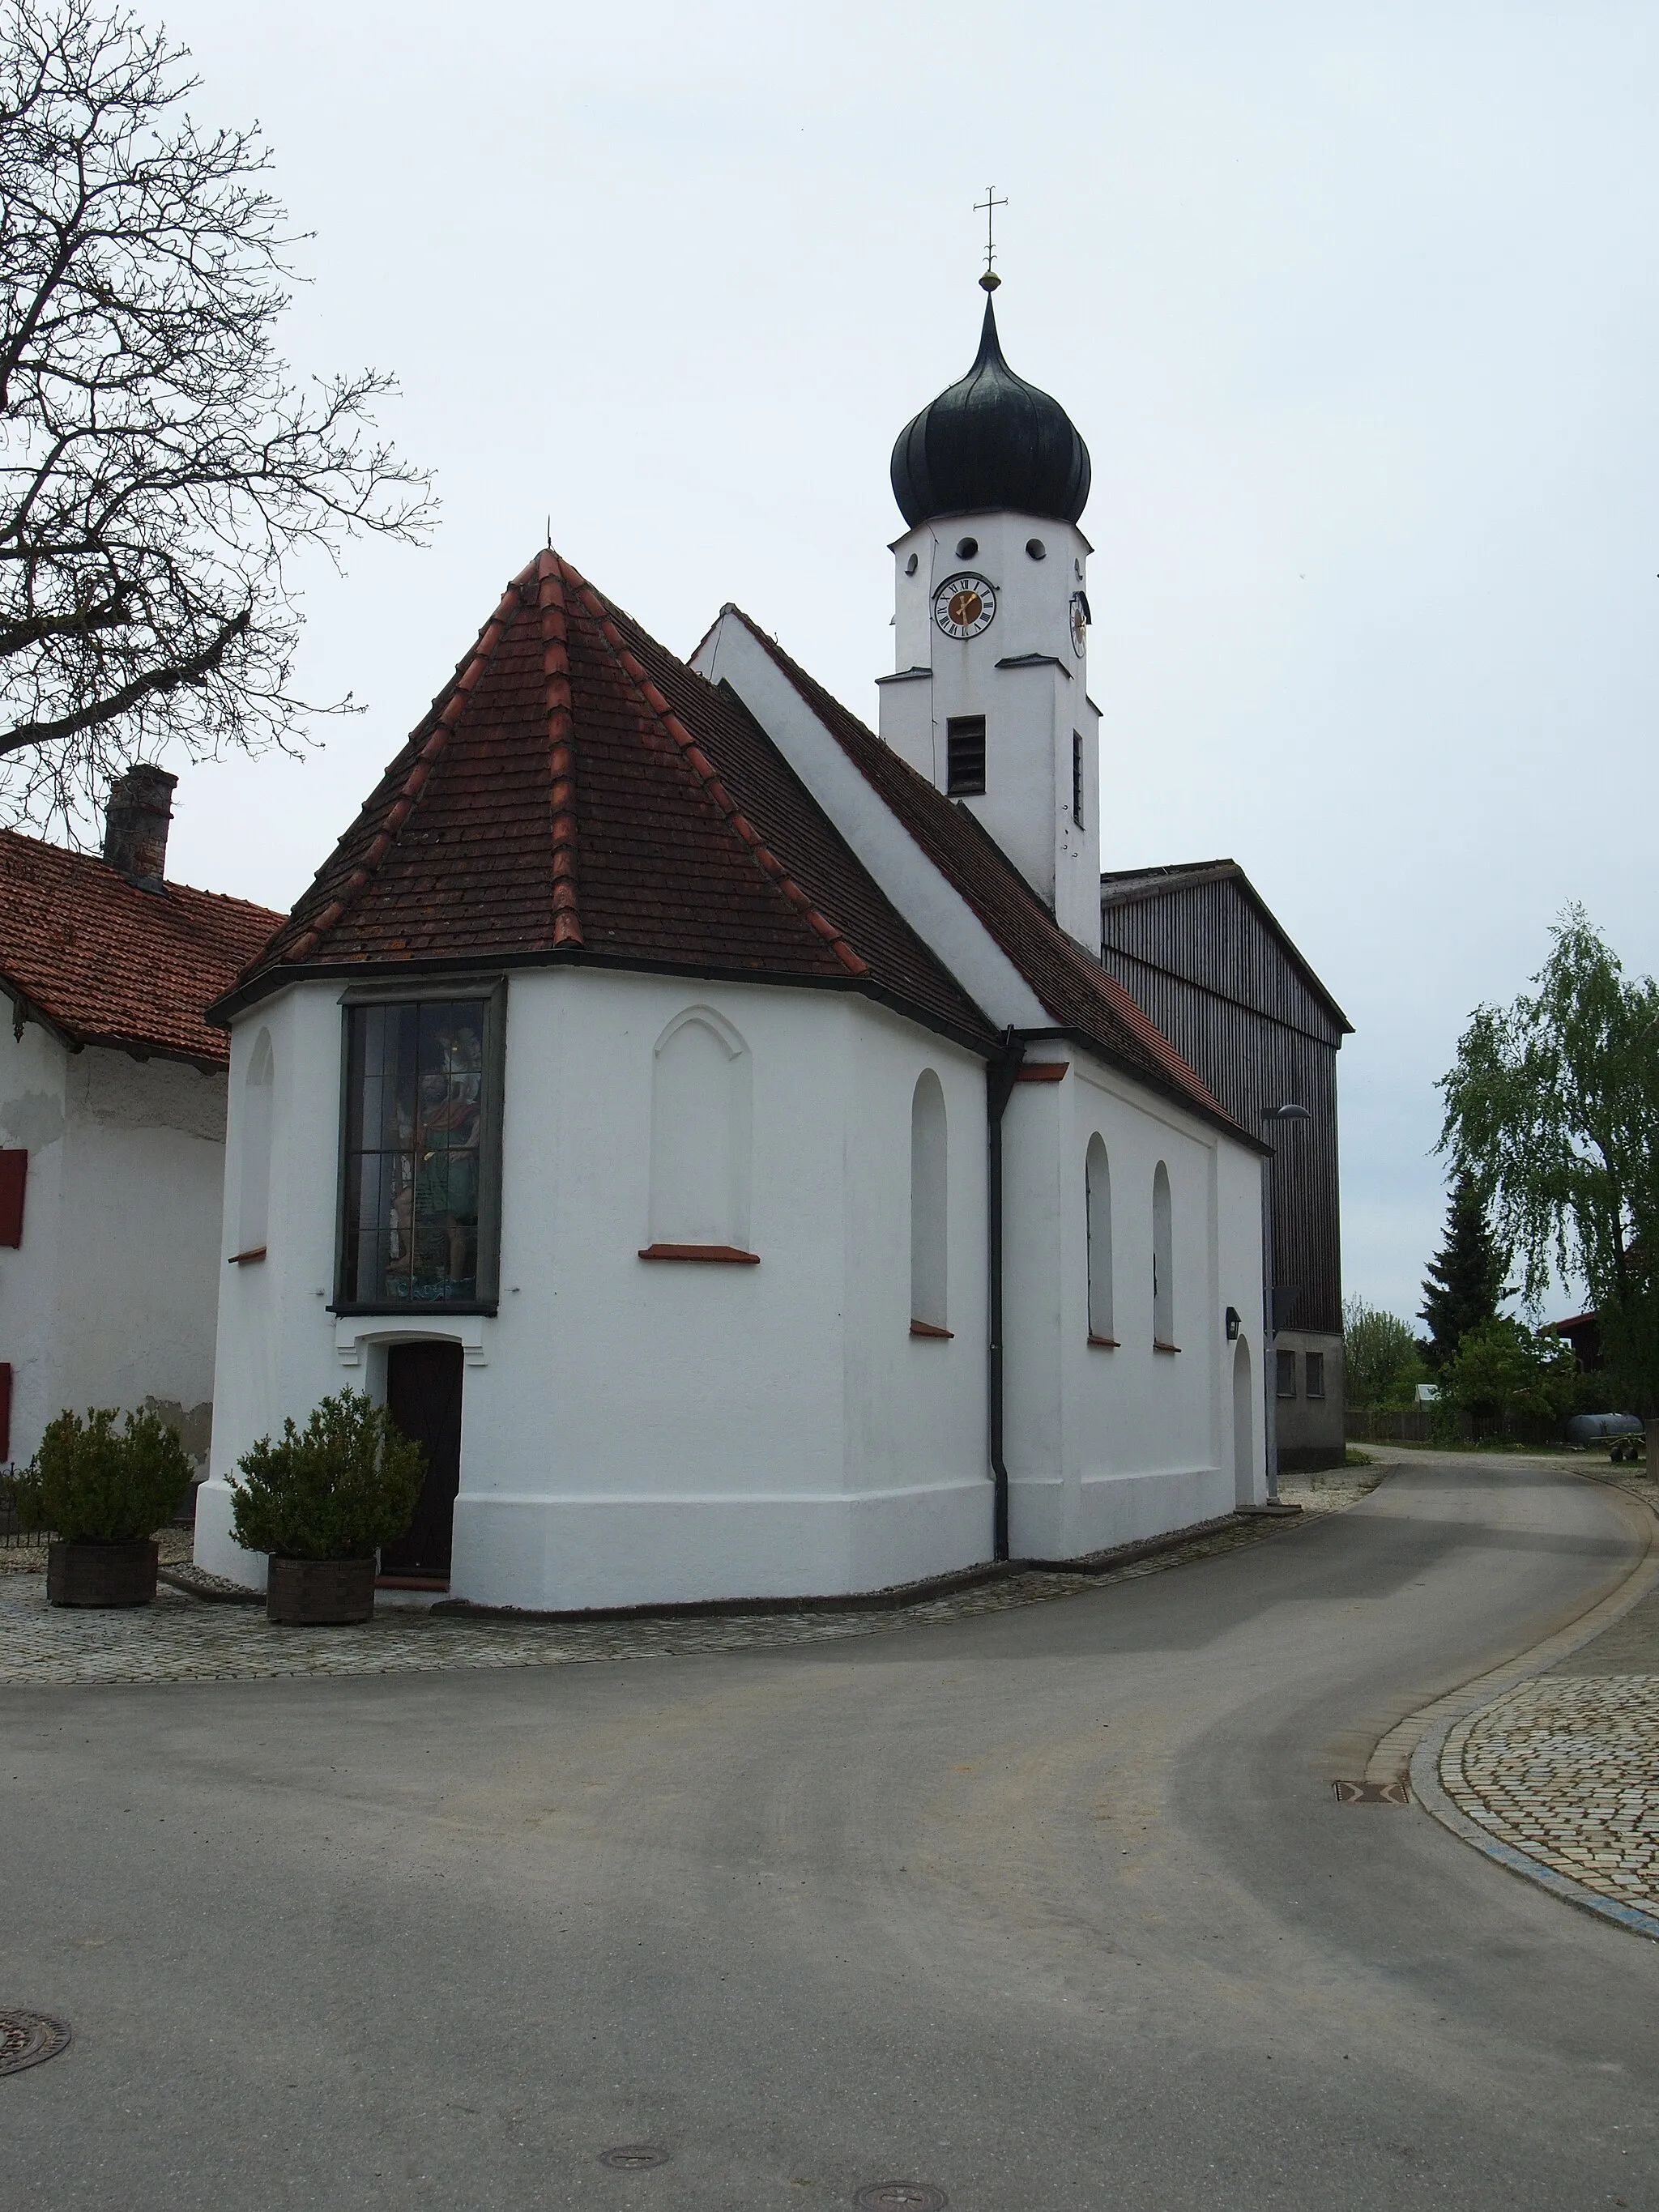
[
  {"xmin": 1070, "ymin": 592, "xmax": 1089, "ymax": 658},
  {"xmin": 933, "ymin": 572, "xmax": 997, "ymax": 641}
]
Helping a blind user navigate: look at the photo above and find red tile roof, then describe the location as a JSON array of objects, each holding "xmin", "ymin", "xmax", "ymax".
[
  {"xmin": 223, "ymin": 551, "xmax": 999, "ymax": 1054},
  {"xmin": 0, "ymin": 830, "xmax": 281, "ymax": 1068},
  {"xmin": 714, "ymin": 608, "xmax": 1253, "ymax": 1143}
]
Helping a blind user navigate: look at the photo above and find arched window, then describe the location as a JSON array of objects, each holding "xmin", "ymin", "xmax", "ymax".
[
  {"xmin": 910, "ymin": 1069, "xmax": 948, "ymax": 1332},
  {"xmin": 648, "ymin": 1008, "xmax": 753, "ymax": 1251},
  {"xmin": 1152, "ymin": 1161, "xmax": 1175, "ymax": 1348},
  {"xmin": 1085, "ymin": 1135, "xmax": 1114, "ymax": 1342},
  {"xmin": 237, "ymin": 1028, "xmax": 274, "ymax": 1257}
]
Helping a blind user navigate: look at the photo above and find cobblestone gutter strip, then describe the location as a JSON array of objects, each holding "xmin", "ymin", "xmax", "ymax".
[
  {"xmin": 1380, "ymin": 1463, "xmax": 1659, "ymax": 1942},
  {"xmin": 0, "ymin": 1470, "xmax": 1378, "ymax": 1690}
]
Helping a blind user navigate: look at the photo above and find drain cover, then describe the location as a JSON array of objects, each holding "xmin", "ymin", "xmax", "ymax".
[
  {"xmin": 599, "ymin": 2146, "xmax": 671, "ymax": 2171},
  {"xmin": 0, "ymin": 2012, "xmax": 70, "ymax": 2077},
  {"xmin": 1333, "ymin": 1779, "xmax": 1410, "ymax": 1805},
  {"xmin": 855, "ymin": 2188, "xmax": 949, "ymax": 2212}
]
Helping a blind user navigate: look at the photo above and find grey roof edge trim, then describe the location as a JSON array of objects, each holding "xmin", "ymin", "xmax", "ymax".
[
  {"xmin": 1099, "ymin": 858, "xmax": 1354, "ymax": 1035},
  {"xmin": 875, "ymin": 666, "xmax": 933, "ymax": 686},
  {"xmin": 995, "ymin": 653, "xmax": 1071, "ymax": 679}
]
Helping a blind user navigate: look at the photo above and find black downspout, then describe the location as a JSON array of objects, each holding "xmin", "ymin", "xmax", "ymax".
[{"xmin": 987, "ymin": 1027, "xmax": 1025, "ymax": 1562}]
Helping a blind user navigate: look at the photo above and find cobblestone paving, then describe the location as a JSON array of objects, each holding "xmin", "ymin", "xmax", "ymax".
[
  {"xmin": 0, "ymin": 1470, "xmax": 1374, "ymax": 1690},
  {"xmin": 1436, "ymin": 1464, "xmax": 1659, "ymax": 1920}
]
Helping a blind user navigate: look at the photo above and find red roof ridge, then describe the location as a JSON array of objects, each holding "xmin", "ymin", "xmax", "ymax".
[
  {"xmin": 560, "ymin": 560, "xmax": 869, "ymax": 979},
  {"xmin": 286, "ymin": 560, "xmax": 539, "ymax": 963},
  {"xmin": 535, "ymin": 550, "xmax": 585, "ymax": 948}
]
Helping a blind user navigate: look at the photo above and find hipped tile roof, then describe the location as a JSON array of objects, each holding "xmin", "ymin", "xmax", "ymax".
[
  {"xmin": 224, "ymin": 551, "xmax": 997, "ymax": 1053},
  {"xmin": 0, "ymin": 830, "xmax": 280, "ymax": 1068},
  {"xmin": 714, "ymin": 609, "xmax": 1250, "ymax": 1140}
]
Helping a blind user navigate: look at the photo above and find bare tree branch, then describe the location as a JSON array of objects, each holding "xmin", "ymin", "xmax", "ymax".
[{"xmin": 0, "ymin": 0, "xmax": 436, "ymax": 829}]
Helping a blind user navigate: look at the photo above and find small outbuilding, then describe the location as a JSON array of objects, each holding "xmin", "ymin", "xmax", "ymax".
[{"xmin": 0, "ymin": 769, "xmax": 279, "ymax": 1475}]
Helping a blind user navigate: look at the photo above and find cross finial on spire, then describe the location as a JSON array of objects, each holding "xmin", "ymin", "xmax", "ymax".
[{"xmin": 974, "ymin": 185, "xmax": 1006, "ymax": 292}]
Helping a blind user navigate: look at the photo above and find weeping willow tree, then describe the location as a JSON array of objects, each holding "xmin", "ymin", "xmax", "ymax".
[{"xmin": 1438, "ymin": 906, "xmax": 1659, "ymax": 1434}]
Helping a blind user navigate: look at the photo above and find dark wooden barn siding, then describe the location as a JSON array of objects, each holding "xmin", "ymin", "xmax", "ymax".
[
  {"xmin": 1101, "ymin": 878, "xmax": 1344, "ymax": 1048},
  {"xmin": 1100, "ymin": 881, "xmax": 1343, "ymax": 1335}
]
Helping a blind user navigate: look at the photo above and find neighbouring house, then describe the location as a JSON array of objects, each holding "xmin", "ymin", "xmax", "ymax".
[
  {"xmin": 0, "ymin": 768, "xmax": 281, "ymax": 1477},
  {"xmin": 194, "ymin": 288, "xmax": 1275, "ymax": 1611},
  {"xmin": 1099, "ymin": 859, "xmax": 1351, "ymax": 1471}
]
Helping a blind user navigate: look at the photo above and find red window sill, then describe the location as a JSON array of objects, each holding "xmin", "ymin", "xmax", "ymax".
[
  {"xmin": 1154, "ymin": 1340, "xmax": 1182, "ymax": 1354},
  {"xmin": 228, "ymin": 1247, "xmax": 267, "ymax": 1266},
  {"xmin": 910, "ymin": 1319, "xmax": 953, "ymax": 1340},
  {"xmin": 1014, "ymin": 1062, "xmax": 1069, "ymax": 1084},
  {"xmin": 638, "ymin": 1244, "xmax": 760, "ymax": 1264},
  {"xmin": 1087, "ymin": 1333, "xmax": 1120, "ymax": 1349}
]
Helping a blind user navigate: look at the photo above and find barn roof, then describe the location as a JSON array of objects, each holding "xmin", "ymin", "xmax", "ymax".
[
  {"xmin": 214, "ymin": 550, "xmax": 999, "ymax": 1055},
  {"xmin": 0, "ymin": 829, "xmax": 279, "ymax": 1069}
]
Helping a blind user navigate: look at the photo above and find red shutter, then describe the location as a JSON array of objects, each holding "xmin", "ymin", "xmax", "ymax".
[
  {"xmin": 0, "ymin": 1151, "xmax": 25, "ymax": 1247},
  {"xmin": 0, "ymin": 1364, "xmax": 13, "ymax": 1463}
]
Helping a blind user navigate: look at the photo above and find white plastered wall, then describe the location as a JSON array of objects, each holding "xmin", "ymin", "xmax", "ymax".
[
  {"xmin": 195, "ymin": 968, "xmax": 992, "ymax": 1607},
  {"xmin": 0, "ymin": 1019, "xmax": 228, "ymax": 1470},
  {"xmin": 1002, "ymin": 1051, "xmax": 1266, "ymax": 1558}
]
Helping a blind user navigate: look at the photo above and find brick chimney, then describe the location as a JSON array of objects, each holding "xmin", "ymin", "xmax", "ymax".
[{"xmin": 103, "ymin": 765, "xmax": 177, "ymax": 889}]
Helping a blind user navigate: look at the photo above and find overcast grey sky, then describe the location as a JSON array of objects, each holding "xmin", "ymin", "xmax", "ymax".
[{"xmin": 143, "ymin": 1, "xmax": 1659, "ymax": 1328}]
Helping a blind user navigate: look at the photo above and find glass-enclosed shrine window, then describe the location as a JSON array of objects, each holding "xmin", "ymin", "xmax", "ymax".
[{"xmin": 336, "ymin": 988, "xmax": 504, "ymax": 1311}]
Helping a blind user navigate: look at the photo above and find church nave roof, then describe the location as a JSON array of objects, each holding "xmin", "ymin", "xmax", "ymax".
[{"xmin": 213, "ymin": 549, "xmax": 998, "ymax": 1055}]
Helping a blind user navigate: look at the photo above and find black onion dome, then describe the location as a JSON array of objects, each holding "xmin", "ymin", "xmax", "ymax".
[{"xmin": 890, "ymin": 296, "xmax": 1090, "ymax": 529}]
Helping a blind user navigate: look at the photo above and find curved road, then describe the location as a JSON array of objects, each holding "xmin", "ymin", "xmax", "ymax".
[{"xmin": 5, "ymin": 1455, "xmax": 1657, "ymax": 2210}]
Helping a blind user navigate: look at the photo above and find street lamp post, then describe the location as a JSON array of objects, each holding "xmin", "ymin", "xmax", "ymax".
[{"xmin": 1260, "ymin": 1102, "xmax": 1311, "ymax": 1502}]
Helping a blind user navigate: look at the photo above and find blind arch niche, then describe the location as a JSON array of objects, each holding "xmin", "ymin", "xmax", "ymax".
[
  {"xmin": 237, "ymin": 1028, "xmax": 275, "ymax": 1256},
  {"xmin": 649, "ymin": 1007, "xmax": 753, "ymax": 1252},
  {"xmin": 910, "ymin": 1069, "xmax": 948, "ymax": 1330}
]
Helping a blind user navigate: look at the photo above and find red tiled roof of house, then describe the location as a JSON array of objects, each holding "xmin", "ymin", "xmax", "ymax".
[
  {"xmin": 221, "ymin": 550, "xmax": 999, "ymax": 1055},
  {"xmin": 714, "ymin": 607, "xmax": 1252, "ymax": 1143},
  {"xmin": 0, "ymin": 829, "xmax": 281, "ymax": 1068}
]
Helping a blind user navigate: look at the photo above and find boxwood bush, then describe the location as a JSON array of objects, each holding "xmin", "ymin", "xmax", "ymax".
[
  {"xmin": 230, "ymin": 1391, "xmax": 424, "ymax": 1562},
  {"xmin": 13, "ymin": 1407, "xmax": 194, "ymax": 1543}
]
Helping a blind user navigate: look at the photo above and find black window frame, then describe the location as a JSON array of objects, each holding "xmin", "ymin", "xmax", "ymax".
[
  {"xmin": 1275, "ymin": 1346, "xmax": 1298, "ymax": 1400},
  {"xmin": 332, "ymin": 977, "xmax": 508, "ymax": 1317},
  {"xmin": 1072, "ymin": 729, "xmax": 1085, "ymax": 829},
  {"xmin": 1305, "ymin": 1349, "xmax": 1325, "ymax": 1400},
  {"xmin": 946, "ymin": 714, "xmax": 987, "ymax": 796}
]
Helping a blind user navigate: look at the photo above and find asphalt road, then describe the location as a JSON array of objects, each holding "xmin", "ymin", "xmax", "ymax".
[{"xmin": 4, "ymin": 1454, "xmax": 1657, "ymax": 2212}]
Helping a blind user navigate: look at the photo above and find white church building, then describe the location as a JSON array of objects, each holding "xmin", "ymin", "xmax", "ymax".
[{"xmin": 194, "ymin": 288, "xmax": 1272, "ymax": 1611}]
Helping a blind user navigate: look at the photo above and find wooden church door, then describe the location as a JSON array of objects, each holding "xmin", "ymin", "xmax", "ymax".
[{"xmin": 381, "ymin": 1341, "xmax": 464, "ymax": 1580}]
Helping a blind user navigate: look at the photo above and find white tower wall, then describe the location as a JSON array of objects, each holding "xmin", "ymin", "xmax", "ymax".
[{"xmin": 878, "ymin": 508, "xmax": 1101, "ymax": 952}]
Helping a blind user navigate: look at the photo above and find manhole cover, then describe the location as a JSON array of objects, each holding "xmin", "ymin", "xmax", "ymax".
[
  {"xmin": 599, "ymin": 2146, "xmax": 671, "ymax": 2171},
  {"xmin": 1333, "ymin": 1779, "xmax": 1410, "ymax": 1805},
  {"xmin": 855, "ymin": 2187, "xmax": 949, "ymax": 2211},
  {"xmin": 0, "ymin": 2012, "xmax": 70, "ymax": 2077}
]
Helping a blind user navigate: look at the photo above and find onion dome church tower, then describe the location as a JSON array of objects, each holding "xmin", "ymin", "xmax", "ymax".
[{"xmin": 879, "ymin": 281, "xmax": 1100, "ymax": 950}]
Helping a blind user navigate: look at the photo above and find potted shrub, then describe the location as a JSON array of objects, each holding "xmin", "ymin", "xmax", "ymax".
[
  {"xmin": 14, "ymin": 1407, "xmax": 194, "ymax": 1607},
  {"xmin": 230, "ymin": 1391, "xmax": 425, "ymax": 1626}
]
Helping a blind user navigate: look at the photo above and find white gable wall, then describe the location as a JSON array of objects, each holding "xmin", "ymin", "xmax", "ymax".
[
  {"xmin": 0, "ymin": 1019, "xmax": 227, "ymax": 1472},
  {"xmin": 196, "ymin": 967, "xmax": 992, "ymax": 1607}
]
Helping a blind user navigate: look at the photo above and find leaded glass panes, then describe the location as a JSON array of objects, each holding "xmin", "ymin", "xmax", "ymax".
[{"xmin": 340, "ymin": 999, "xmax": 491, "ymax": 1307}]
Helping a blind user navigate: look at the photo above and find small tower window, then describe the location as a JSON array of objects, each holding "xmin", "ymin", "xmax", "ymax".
[
  {"xmin": 946, "ymin": 716, "xmax": 986, "ymax": 796},
  {"xmin": 1072, "ymin": 731, "xmax": 1085, "ymax": 829},
  {"xmin": 1153, "ymin": 1161, "xmax": 1175, "ymax": 1349},
  {"xmin": 904, "ymin": 552, "xmax": 919, "ymax": 576},
  {"xmin": 955, "ymin": 535, "xmax": 979, "ymax": 559},
  {"xmin": 1026, "ymin": 537, "xmax": 1047, "ymax": 560}
]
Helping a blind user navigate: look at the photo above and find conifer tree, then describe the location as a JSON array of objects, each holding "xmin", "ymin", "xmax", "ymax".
[{"xmin": 1419, "ymin": 1172, "xmax": 1507, "ymax": 1365}]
